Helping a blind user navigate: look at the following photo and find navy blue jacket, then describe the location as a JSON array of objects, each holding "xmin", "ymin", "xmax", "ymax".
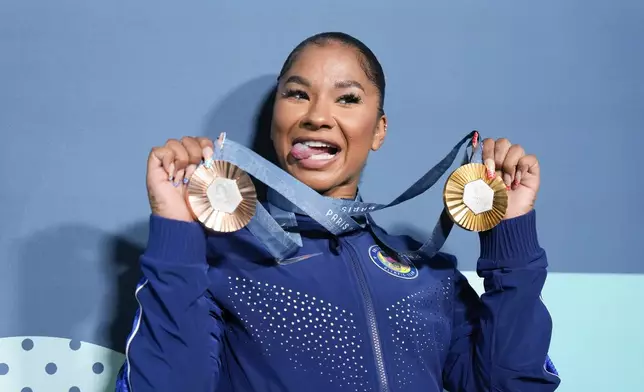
[{"xmin": 116, "ymin": 209, "xmax": 560, "ymax": 391}]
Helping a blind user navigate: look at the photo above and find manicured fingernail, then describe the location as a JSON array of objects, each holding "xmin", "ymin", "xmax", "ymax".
[
  {"xmin": 203, "ymin": 146, "xmax": 213, "ymax": 159},
  {"xmin": 472, "ymin": 131, "xmax": 479, "ymax": 147},
  {"xmin": 168, "ymin": 163, "xmax": 175, "ymax": 181},
  {"xmin": 184, "ymin": 164, "xmax": 196, "ymax": 183},
  {"xmin": 503, "ymin": 173, "xmax": 512, "ymax": 187},
  {"xmin": 484, "ymin": 159, "xmax": 495, "ymax": 179},
  {"xmin": 173, "ymin": 169, "xmax": 184, "ymax": 186},
  {"xmin": 506, "ymin": 185, "xmax": 511, "ymax": 191},
  {"xmin": 203, "ymin": 146, "xmax": 214, "ymax": 168},
  {"xmin": 514, "ymin": 171, "xmax": 522, "ymax": 186}
]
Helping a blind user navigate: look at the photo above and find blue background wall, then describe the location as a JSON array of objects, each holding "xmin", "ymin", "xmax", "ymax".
[{"xmin": 1, "ymin": 0, "xmax": 642, "ymax": 390}]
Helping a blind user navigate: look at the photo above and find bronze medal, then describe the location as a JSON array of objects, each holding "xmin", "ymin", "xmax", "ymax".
[{"xmin": 185, "ymin": 160, "xmax": 257, "ymax": 232}]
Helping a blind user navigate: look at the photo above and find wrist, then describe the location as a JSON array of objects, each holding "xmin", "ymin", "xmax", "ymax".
[
  {"xmin": 150, "ymin": 205, "xmax": 194, "ymax": 223},
  {"xmin": 502, "ymin": 205, "xmax": 534, "ymax": 220}
]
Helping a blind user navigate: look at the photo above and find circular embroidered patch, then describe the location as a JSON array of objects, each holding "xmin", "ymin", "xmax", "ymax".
[{"xmin": 368, "ymin": 245, "xmax": 418, "ymax": 280}]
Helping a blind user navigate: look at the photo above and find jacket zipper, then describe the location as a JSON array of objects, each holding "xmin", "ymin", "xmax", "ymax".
[{"xmin": 344, "ymin": 240, "xmax": 390, "ymax": 392}]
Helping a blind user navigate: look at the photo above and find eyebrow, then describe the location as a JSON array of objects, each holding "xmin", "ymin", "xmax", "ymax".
[
  {"xmin": 284, "ymin": 75, "xmax": 365, "ymax": 92},
  {"xmin": 284, "ymin": 75, "xmax": 311, "ymax": 87},
  {"xmin": 334, "ymin": 79, "xmax": 364, "ymax": 92}
]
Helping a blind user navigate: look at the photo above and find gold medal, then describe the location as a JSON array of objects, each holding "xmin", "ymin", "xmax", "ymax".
[
  {"xmin": 185, "ymin": 160, "xmax": 257, "ymax": 232},
  {"xmin": 443, "ymin": 163, "xmax": 508, "ymax": 232}
]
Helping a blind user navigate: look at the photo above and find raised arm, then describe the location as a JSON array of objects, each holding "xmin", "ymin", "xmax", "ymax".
[
  {"xmin": 115, "ymin": 216, "xmax": 225, "ymax": 391},
  {"xmin": 443, "ymin": 210, "xmax": 560, "ymax": 391},
  {"xmin": 116, "ymin": 136, "xmax": 225, "ymax": 391}
]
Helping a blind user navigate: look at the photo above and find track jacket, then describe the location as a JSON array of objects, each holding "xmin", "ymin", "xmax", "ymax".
[{"xmin": 116, "ymin": 208, "xmax": 560, "ymax": 392}]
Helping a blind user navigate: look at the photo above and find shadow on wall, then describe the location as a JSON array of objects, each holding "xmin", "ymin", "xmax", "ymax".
[
  {"xmin": 12, "ymin": 75, "xmax": 281, "ymax": 359},
  {"xmin": 15, "ymin": 221, "xmax": 146, "ymax": 353},
  {"xmin": 202, "ymin": 74, "xmax": 279, "ymax": 201}
]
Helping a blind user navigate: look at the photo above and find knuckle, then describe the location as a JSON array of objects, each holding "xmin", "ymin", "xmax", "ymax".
[
  {"xmin": 511, "ymin": 144, "xmax": 525, "ymax": 154},
  {"xmin": 165, "ymin": 138, "xmax": 179, "ymax": 146},
  {"xmin": 525, "ymin": 154, "xmax": 537, "ymax": 163},
  {"xmin": 198, "ymin": 137, "xmax": 214, "ymax": 147}
]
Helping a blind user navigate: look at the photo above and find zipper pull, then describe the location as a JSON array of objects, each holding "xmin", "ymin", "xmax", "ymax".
[{"xmin": 329, "ymin": 236, "xmax": 341, "ymax": 255}]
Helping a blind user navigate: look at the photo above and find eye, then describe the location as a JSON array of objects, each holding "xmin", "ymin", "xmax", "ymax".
[
  {"xmin": 337, "ymin": 93, "xmax": 362, "ymax": 105},
  {"xmin": 282, "ymin": 88, "xmax": 309, "ymax": 101}
]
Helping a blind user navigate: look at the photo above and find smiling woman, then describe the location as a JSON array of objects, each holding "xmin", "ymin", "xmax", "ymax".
[
  {"xmin": 117, "ymin": 31, "xmax": 560, "ymax": 392},
  {"xmin": 271, "ymin": 33, "xmax": 387, "ymax": 197}
]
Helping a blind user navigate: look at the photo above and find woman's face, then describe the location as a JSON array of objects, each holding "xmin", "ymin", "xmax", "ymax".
[{"xmin": 271, "ymin": 42, "xmax": 387, "ymax": 198}]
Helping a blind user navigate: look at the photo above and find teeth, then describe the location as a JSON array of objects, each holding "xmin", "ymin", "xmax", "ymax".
[
  {"xmin": 302, "ymin": 141, "xmax": 335, "ymax": 148},
  {"xmin": 308, "ymin": 153, "xmax": 335, "ymax": 160}
]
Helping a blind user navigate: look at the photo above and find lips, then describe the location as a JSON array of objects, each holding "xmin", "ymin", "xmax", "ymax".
[
  {"xmin": 290, "ymin": 139, "xmax": 340, "ymax": 160},
  {"xmin": 289, "ymin": 138, "xmax": 341, "ymax": 169}
]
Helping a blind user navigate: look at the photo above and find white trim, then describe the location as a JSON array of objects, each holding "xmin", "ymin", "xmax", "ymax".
[{"xmin": 125, "ymin": 279, "xmax": 149, "ymax": 391}]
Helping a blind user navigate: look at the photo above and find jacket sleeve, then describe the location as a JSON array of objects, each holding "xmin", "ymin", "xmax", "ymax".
[
  {"xmin": 115, "ymin": 215, "xmax": 225, "ymax": 392},
  {"xmin": 442, "ymin": 210, "xmax": 561, "ymax": 391}
]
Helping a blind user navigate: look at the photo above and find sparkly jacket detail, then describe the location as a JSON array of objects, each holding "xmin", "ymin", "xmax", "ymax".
[{"xmin": 116, "ymin": 209, "xmax": 560, "ymax": 392}]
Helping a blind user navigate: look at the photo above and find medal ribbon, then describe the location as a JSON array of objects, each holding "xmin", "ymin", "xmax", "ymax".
[{"xmin": 211, "ymin": 130, "xmax": 482, "ymax": 262}]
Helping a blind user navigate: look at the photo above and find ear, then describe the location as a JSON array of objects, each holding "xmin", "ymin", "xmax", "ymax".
[{"xmin": 371, "ymin": 114, "xmax": 387, "ymax": 151}]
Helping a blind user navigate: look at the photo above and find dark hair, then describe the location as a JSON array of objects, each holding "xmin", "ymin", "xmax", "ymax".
[{"xmin": 277, "ymin": 32, "xmax": 386, "ymax": 116}]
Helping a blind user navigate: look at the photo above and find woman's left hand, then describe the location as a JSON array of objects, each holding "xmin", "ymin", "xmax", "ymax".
[{"xmin": 481, "ymin": 137, "xmax": 540, "ymax": 220}]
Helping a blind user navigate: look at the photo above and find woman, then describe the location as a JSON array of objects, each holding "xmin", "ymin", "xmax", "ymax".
[{"xmin": 116, "ymin": 32, "xmax": 560, "ymax": 392}]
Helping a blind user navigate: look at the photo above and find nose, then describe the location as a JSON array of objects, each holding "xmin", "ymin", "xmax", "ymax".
[{"xmin": 300, "ymin": 97, "xmax": 335, "ymax": 131}]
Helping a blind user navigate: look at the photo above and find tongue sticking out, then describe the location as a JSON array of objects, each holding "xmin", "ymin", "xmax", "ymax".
[
  {"xmin": 291, "ymin": 143, "xmax": 314, "ymax": 160},
  {"xmin": 291, "ymin": 142, "xmax": 337, "ymax": 160}
]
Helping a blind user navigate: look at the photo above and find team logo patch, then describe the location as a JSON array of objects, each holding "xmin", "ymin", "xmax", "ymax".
[{"xmin": 368, "ymin": 245, "xmax": 418, "ymax": 280}]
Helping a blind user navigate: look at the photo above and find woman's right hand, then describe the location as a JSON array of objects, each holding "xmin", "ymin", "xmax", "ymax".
[{"xmin": 146, "ymin": 136, "xmax": 214, "ymax": 222}]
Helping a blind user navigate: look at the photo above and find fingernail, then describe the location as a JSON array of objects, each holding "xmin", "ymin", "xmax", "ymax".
[
  {"xmin": 514, "ymin": 171, "xmax": 522, "ymax": 186},
  {"xmin": 484, "ymin": 159, "xmax": 495, "ymax": 179},
  {"xmin": 203, "ymin": 146, "xmax": 214, "ymax": 168},
  {"xmin": 503, "ymin": 173, "xmax": 512, "ymax": 187},
  {"xmin": 506, "ymin": 185, "xmax": 511, "ymax": 191},
  {"xmin": 168, "ymin": 163, "xmax": 175, "ymax": 181},
  {"xmin": 173, "ymin": 181, "xmax": 181, "ymax": 187},
  {"xmin": 472, "ymin": 131, "xmax": 479, "ymax": 148},
  {"xmin": 184, "ymin": 164, "xmax": 196, "ymax": 182},
  {"xmin": 203, "ymin": 146, "xmax": 214, "ymax": 160}
]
